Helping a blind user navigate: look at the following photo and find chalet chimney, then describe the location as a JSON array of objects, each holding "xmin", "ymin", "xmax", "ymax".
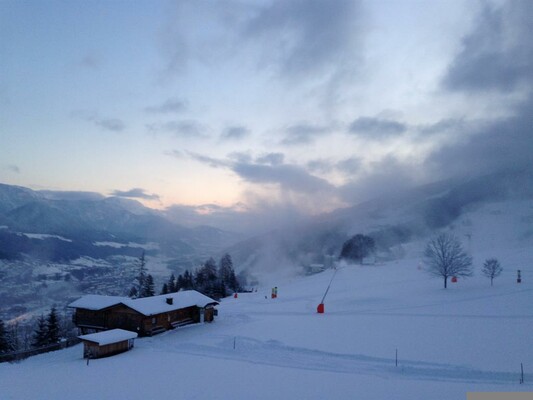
[{"xmin": 166, "ymin": 297, "xmax": 173, "ymax": 305}]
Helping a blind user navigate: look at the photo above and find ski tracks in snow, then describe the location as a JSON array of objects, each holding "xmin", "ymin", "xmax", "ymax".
[{"xmin": 154, "ymin": 335, "xmax": 529, "ymax": 386}]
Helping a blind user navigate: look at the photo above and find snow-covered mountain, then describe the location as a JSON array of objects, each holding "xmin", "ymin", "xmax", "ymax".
[
  {"xmin": 0, "ymin": 183, "xmax": 242, "ymax": 262},
  {"xmin": 0, "ymin": 184, "xmax": 245, "ymax": 321}
]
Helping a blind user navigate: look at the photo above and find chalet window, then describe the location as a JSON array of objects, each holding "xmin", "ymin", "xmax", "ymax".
[{"xmin": 152, "ymin": 318, "xmax": 156, "ymax": 325}]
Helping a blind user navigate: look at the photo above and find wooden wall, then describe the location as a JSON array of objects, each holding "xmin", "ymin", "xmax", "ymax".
[
  {"xmin": 74, "ymin": 304, "xmax": 211, "ymax": 336},
  {"xmin": 83, "ymin": 339, "xmax": 133, "ymax": 359}
]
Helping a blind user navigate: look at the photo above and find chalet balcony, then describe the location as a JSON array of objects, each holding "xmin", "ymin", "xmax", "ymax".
[{"xmin": 72, "ymin": 313, "xmax": 107, "ymax": 329}]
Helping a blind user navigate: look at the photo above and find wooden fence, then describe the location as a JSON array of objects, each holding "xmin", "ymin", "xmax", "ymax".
[{"xmin": 0, "ymin": 337, "xmax": 81, "ymax": 363}]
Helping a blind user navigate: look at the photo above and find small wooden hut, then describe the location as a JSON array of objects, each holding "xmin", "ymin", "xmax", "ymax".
[{"xmin": 78, "ymin": 329, "xmax": 138, "ymax": 359}]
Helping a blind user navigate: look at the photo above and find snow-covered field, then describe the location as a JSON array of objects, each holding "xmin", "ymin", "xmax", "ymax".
[{"xmin": 2, "ymin": 254, "xmax": 532, "ymax": 399}]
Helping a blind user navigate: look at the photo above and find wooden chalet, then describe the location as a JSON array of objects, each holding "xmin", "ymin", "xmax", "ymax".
[
  {"xmin": 78, "ymin": 329, "xmax": 138, "ymax": 359},
  {"xmin": 69, "ymin": 290, "xmax": 218, "ymax": 336}
]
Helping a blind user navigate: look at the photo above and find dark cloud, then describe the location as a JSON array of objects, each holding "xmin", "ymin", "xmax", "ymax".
[
  {"xmin": 426, "ymin": 95, "xmax": 533, "ymax": 179},
  {"xmin": 307, "ymin": 159, "xmax": 334, "ymax": 174},
  {"xmin": 281, "ymin": 124, "xmax": 329, "ymax": 145},
  {"xmin": 110, "ymin": 188, "xmax": 160, "ymax": 201},
  {"xmin": 145, "ymin": 98, "xmax": 188, "ymax": 114},
  {"xmin": 432, "ymin": 1, "xmax": 533, "ymax": 179},
  {"xmin": 186, "ymin": 151, "xmax": 230, "ymax": 169},
  {"xmin": 94, "ymin": 117, "xmax": 125, "ymax": 132},
  {"xmin": 6, "ymin": 164, "xmax": 20, "ymax": 174},
  {"xmin": 147, "ymin": 120, "xmax": 207, "ymax": 138},
  {"xmin": 443, "ymin": 1, "xmax": 533, "ymax": 93},
  {"xmin": 232, "ymin": 162, "xmax": 335, "ymax": 195},
  {"xmin": 165, "ymin": 200, "xmax": 306, "ymax": 235},
  {"xmin": 418, "ymin": 118, "xmax": 467, "ymax": 137},
  {"xmin": 221, "ymin": 125, "xmax": 250, "ymax": 140},
  {"xmin": 228, "ymin": 152, "xmax": 253, "ymax": 164},
  {"xmin": 71, "ymin": 111, "xmax": 126, "ymax": 132},
  {"xmin": 184, "ymin": 150, "xmax": 335, "ymax": 196},
  {"xmin": 339, "ymin": 156, "xmax": 417, "ymax": 203},
  {"xmin": 244, "ymin": 0, "xmax": 362, "ymax": 78},
  {"xmin": 336, "ymin": 157, "xmax": 361, "ymax": 174},
  {"xmin": 348, "ymin": 117, "xmax": 406, "ymax": 138},
  {"xmin": 256, "ymin": 153, "xmax": 284, "ymax": 166},
  {"xmin": 306, "ymin": 157, "xmax": 361, "ymax": 176}
]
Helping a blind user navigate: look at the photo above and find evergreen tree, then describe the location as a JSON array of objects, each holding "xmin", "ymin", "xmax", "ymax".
[
  {"xmin": 128, "ymin": 286, "xmax": 138, "ymax": 298},
  {"xmin": 32, "ymin": 315, "xmax": 49, "ymax": 348},
  {"xmin": 0, "ymin": 319, "xmax": 12, "ymax": 353},
  {"xmin": 228, "ymin": 269, "xmax": 240, "ymax": 292},
  {"xmin": 219, "ymin": 253, "xmax": 233, "ymax": 284},
  {"xmin": 183, "ymin": 270, "xmax": 194, "ymax": 290},
  {"xmin": 339, "ymin": 234, "xmax": 376, "ymax": 264},
  {"xmin": 46, "ymin": 307, "xmax": 61, "ymax": 344},
  {"xmin": 176, "ymin": 274, "xmax": 184, "ymax": 292},
  {"xmin": 161, "ymin": 283, "xmax": 169, "ymax": 295},
  {"xmin": 141, "ymin": 274, "xmax": 155, "ymax": 297},
  {"xmin": 130, "ymin": 251, "xmax": 148, "ymax": 298},
  {"xmin": 195, "ymin": 258, "xmax": 218, "ymax": 297},
  {"xmin": 167, "ymin": 273, "xmax": 176, "ymax": 293},
  {"xmin": 218, "ymin": 253, "xmax": 240, "ymax": 294}
]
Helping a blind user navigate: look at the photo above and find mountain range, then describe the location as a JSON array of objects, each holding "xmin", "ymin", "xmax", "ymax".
[{"xmin": 0, "ymin": 183, "xmax": 241, "ymax": 264}]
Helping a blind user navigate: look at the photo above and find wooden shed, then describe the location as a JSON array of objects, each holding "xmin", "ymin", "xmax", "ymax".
[
  {"xmin": 78, "ymin": 329, "xmax": 138, "ymax": 359},
  {"xmin": 69, "ymin": 290, "xmax": 219, "ymax": 336}
]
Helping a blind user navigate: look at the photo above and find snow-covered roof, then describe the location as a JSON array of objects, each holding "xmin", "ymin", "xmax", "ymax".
[
  {"xmin": 125, "ymin": 290, "xmax": 218, "ymax": 316},
  {"xmin": 78, "ymin": 329, "xmax": 138, "ymax": 346},
  {"xmin": 68, "ymin": 294, "xmax": 130, "ymax": 311},
  {"xmin": 68, "ymin": 290, "xmax": 218, "ymax": 316}
]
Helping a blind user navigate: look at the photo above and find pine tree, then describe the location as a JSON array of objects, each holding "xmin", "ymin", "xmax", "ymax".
[
  {"xmin": 228, "ymin": 269, "xmax": 240, "ymax": 292},
  {"xmin": 195, "ymin": 258, "xmax": 218, "ymax": 297},
  {"xmin": 183, "ymin": 270, "xmax": 194, "ymax": 290},
  {"xmin": 219, "ymin": 253, "xmax": 233, "ymax": 285},
  {"xmin": 130, "ymin": 251, "xmax": 148, "ymax": 298},
  {"xmin": 141, "ymin": 274, "xmax": 155, "ymax": 297},
  {"xmin": 219, "ymin": 253, "xmax": 240, "ymax": 294},
  {"xmin": 46, "ymin": 307, "xmax": 61, "ymax": 344},
  {"xmin": 128, "ymin": 286, "xmax": 138, "ymax": 298},
  {"xmin": 176, "ymin": 274, "xmax": 184, "ymax": 292},
  {"xmin": 0, "ymin": 319, "xmax": 12, "ymax": 353},
  {"xmin": 161, "ymin": 283, "xmax": 169, "ymax": 295},
  {"xmin": 168, "ymin": 273, "xmax": 176, "ymax": 293},
  {"xmin": 32, "ymin": 315, "xmax": 49, "ymax": 348}
]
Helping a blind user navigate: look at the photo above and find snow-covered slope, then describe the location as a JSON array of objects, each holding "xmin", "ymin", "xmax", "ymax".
[{"xmin": 2, "ymin": 252, "xmax": 532, "ymax": 399}]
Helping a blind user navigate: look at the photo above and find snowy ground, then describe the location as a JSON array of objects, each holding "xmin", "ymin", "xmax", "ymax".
[{"xmin": 2, "ymin": 254, "xmax": 532, "ymax": 400}]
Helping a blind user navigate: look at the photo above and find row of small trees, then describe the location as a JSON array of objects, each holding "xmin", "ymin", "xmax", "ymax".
[
  {"xmin": 340, "ymin": 232, "xmax": 504, "ymax": 288},
  {"xmin": 128, "ymin": 252, "xmax": 241, "ymax": 300},
  {"xmin": 161, "ymin": 254, "xmax": 241, "ymax": 300},
  {"xmin": 0, "ymin": 307, "xmax": 72, "ymax": 354},
  {"xmin": 424, "ymin": 232, "xmax": 503, "ymax": 288}
]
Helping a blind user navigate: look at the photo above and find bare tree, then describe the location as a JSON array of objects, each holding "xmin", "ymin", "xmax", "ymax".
[
  {"xmin": 424, "ymin": 233, "xmax": 473, "ymax": 288},
  {"xmin": 482, "ymin": 258, "xmax": 502, "ymax": 286}
]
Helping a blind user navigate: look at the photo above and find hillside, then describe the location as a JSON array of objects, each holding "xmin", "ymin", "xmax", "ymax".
[
  {"xmin": 2, "ymin": 252, "xmax": 532, "ymax": 399},
  {"xmin": 229, "ymin": 170, "xmax": 533, "ymax": 283}
]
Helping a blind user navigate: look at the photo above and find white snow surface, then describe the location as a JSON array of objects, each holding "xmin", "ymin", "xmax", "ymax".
[
  {"xmin": 78, "ymin": 329, "xmax": 138, "ymax": 346},
  {"xmin": 3, "ymin": 254, "xmax": 533, "ymax": 399},
  {"xmin": 93, "ymin": 241, "xmax": 160, "ymax": 250},
  {"xmin": 68, "ymin": 295, "xmax": 130, "ymax": 311},
  {"xmin": 21, "ymin": 233, "xmax": 72, "ymax": 242},
  {"xmin": 68, "ymin": 290, "xmax": 217, "ymax": 315}
]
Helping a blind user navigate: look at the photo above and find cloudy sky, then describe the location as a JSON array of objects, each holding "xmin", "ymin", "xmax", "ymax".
[{"xmin": 1, "ymin": 0, "xmax": 531, "ymax": 229}]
